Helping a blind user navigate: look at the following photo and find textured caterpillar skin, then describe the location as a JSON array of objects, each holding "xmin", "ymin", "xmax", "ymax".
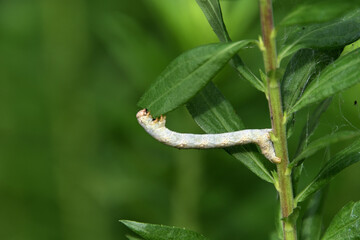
[{"xmin": 136, "ymin": 109, "xmax": 281, "ymax": 163}]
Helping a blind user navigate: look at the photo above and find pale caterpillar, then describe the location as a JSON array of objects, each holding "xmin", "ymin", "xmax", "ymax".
[{"xmin": 136, "ymin": 109, "xmax": 281, "ymax": 163}]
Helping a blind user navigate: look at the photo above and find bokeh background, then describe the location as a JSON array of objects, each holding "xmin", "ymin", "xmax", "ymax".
[{"xmin": 1, "ymin": 0, "xmax": 360, "ymax": 239}]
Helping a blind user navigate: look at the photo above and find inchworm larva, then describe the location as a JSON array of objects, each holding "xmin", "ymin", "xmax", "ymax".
[{"xmin": 136, "ymin": 109, "xmax": 281, "ymax": 163}]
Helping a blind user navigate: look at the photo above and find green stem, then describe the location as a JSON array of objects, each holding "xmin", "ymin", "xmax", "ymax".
[{"xmin": 259, "ymin": 0, "xmax": 297, "ymax": 239}]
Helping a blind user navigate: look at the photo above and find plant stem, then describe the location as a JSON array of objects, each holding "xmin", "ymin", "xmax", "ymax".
[{"xmin": 259, "ymin": 0, "xmax": 297, "ymax": 239}]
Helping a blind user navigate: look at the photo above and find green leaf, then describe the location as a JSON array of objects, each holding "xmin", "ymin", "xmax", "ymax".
[
  {"xmin": 195, "ymin": 0, "xmax": 230, "ymax": 42},
  {"xmin": 289, "ymin": 48, "xmax": 360, "ymax": 114},
  {"xmin": 270, "ymin": 204, "xmax": 283, "ymax": 240},
  {"xmin": 187, "ymin": 82, "xmax": 243, "ymax": 132},
  {"xmin": 126, "ymin": 235, "xmax": 144, "ymax": 240},
  {"xmin": 340, "ymin": 38, "xmax": 360, "ymax": 56},
  {"xmin": 195, "ymin": 0, "xmax": 264, "ymax": 92},
  {"xmin": 293, "ymin": 98, "xmax": 332, "ymax": 157},
  {"xmin": 295, "ymin": 138, "xmax": 360, "ymax": 203},
  {"xmin": 187, "ymin": 82, "xmax": 273, "ymax": 183},
  {"xmin": 279, "ymin": 9, "xmax": 360, "ymax": 61},
  {"xmin": 301, "ymin": 149, "xmax": 330, "ymax": 240},
  {"xmin": 290, "ymin": 131, "xmax": 360, "ymax": 168},
  {"xmin": 282, "ymin": 49, "xmax": 339, "ymax": 114},
  {"xmin": 291, "ymin": 98, "xmax": 332, "ymax": 193},
  {"xmin": 230, "ymin": 55, "xmax": 265, "ymax": 92},
  {"xmin": 321, "ymin": 201, "xmax": 360, "ymax": 240},
  {"xmin": 280, "ymin": 2, "xmax": 358, "ymax": 26},
  {"xmin": 292, "ymin": 163, "xmax": 304, "ymax": 195},
  {"xmin": 138, "ymin": 40, "xmax": 255, "ymax": 117},
  {"xmin": 120, "ymin": 220, "xmax": 209, "ymax": 240},
  {"xmin": 301, "ymin": 190, "xmax": 327, "ymax": 240},
  {"xmin": 282, "ymin": 49, "xmax": 318, "ymax": 113}
]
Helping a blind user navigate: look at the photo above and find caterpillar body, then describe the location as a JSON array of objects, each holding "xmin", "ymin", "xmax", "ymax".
[{"xmin": 136, "ymin": 109, "xmax": 280, "ymax": 163}]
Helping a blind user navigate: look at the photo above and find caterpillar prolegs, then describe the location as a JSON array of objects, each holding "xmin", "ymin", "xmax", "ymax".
[{"xmin": 136, "ymin": 109, "xmax": 281, "ymax": 163}]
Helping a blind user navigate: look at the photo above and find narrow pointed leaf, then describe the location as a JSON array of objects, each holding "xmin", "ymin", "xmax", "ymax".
[
  {"xmin": 187, "ymin": 82, "xmax": 243, "ymax": 132},
  {"xmin": 280, "ymin": 2, "xmax": 358, "ymax": 26},
  {"xmin": 302, "ymin": 148, "xmax": 330, "ymax": 240},
  {"xmin": 230, "ymin": 55, "xmax": 264, "ymax": 92},
  {"xmin": 293, "ymin": 98, "xmax": 332, "ymax": 158},
  {"xmin": 321, "ymin": 201, "xmax": 360, "ymax": 240},
  {"xmin": 195, "ymin": 0, "xmax": 264, "ymax": 92},
  {"xmin": 290, "ymin": 131, "xmax": 360, "ymax": 168},
  {"xmin": 126, "ymin": 235, "xmax": 144, "ymax": 240},
  {"xmin": 282, "ymin": 49, "xmax": 339, "ymax": 114},
  {"xmin": 295, "ymin": 138, "xmax": 360, "ymax": 203},
  {"xmin": 290, "ymin": 48, "xmax": 360, "ymax": 114},
  {"xmin": 301, "ymin": 190, "xmax": 327, "ymax": 240},
  {"xmin": 138, "ymin": 40, "xmax": 255, "ymax": 117},
  {"xmin": 279, "ymin": 9, "xmax": 360, "ymax": 61},
  {"xmin": 292, "ymin": 98, "xmax": 332, "ymax": 192},
  {"xmin": 272, "ymin": 204, "xmax": 283, "ymax": 240},
  {"xmin": 195, "ymin": 0, "xmax": 230, "ymax": 42},
  {"xmin": 292, "ymin": 163, "xmax": 304, "ymax": 195},
  {"xmin": 121, "ymin": 220, "xmax": 209, "ymax": 240},
  {"xmin": 187, "ymin": 82, "xmax": 273, "ymax": 183},
  {"xmin": 340, "ymin": 38, "xmax": 360, "ymax": 56},
  {"xmin": 282, "ymin": 49, "xmax": 320, "ymax": 113}
]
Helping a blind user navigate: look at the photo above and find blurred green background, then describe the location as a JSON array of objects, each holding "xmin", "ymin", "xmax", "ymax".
[{"xmin": 1, "ymin": 0, "xmax": 359, "ymax": 239}]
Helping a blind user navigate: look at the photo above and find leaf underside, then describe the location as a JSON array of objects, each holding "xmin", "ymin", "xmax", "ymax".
[
  {"xmin": 138, "ymin": 41, "xmax": 254, "ymax": 117},
  {"xmin": 290, "ymin": 47, "xmax": 360, "ymax": 114},
  {"xmin": 121, "ymin": 220, "xmax": 209, "ymax": 240},
  {"xmin": 195, "ymin": 0, "xmax": 264, "ymax": 91},
  {"xmin": 291, "ymin": 98, "xmax": 332, "ymax": 193},
  {"xmin": 301, "ymin": 149, "xmax": 330, "ymax": 240},
  {"xmin": 279, "ymin": 9, "xmax": 360, "ymax": 61},
  {"xmin": 187, "ymin": 82, "xmax": 273, "ymax": 183},
  {"xmin": 281, "ymin": 1, "xmax": 359, "ymax": 26},
  {"xmin": 290, "ymin": 130, "xmax": 360, "ymax": 168},
  {"xmin": 195, "ymin": 0, "xmax": 230, "ymax": 43},
  {"xmin": 282, "ymin": 49, "xmax": 340, "ymax": 115},
  {"xmin": 322, "ymin": 201, "xmax": 360, "ymax": 240},
  {"xmin": 301, "ymin": 190, "xmax": 327, "ymax": 240},
  {"xmin": 296, "ymin": 138, "xmax": 360, "ymax": 203}
]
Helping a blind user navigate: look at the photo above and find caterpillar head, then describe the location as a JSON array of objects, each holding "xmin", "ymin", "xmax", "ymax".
[{"xmin": 136, "ymin": 109, "xmax": 166, "ymax": 130}]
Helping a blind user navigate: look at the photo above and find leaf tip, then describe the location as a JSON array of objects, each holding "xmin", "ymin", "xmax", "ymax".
[{"xmin": 120, "ymin": 220, "xmax": 140, "ymax": 229}]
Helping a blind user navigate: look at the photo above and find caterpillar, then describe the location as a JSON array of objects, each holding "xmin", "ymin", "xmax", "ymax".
[{"xmin": 136, "ymin": 109, "xmax": 281, "ymax": 163}]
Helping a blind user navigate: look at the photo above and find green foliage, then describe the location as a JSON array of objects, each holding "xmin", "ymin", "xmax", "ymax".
[
  {"xmin": 291, "ymin": 98, "xmax": 332, "ymax": 193},
  {"xmin": 293, "ymin": 99, "xmax": 332, "ymax": 158},
  {"xmin": 195, "ymin": 0, "xmax": 230, "ymax": 42},
  {"xmin": 126, "ymin": 235, "xmax": 144, "ymax": 240},
  {"xmin": 133, "ymin": 0, "xmax": 360, "ymax": 239},
  {"xmin": 4, "ymin": 0, "xmax": 360, "ymax": 239},
  {"xmin": 138, "ymin": 40, "xmax": 255, "ymax": 117},
  {"xmin": 279, "ymin": 9, "xmax": 360, "ymax": 61},
  {"xmin": 196, "ymin": 0, "xmax": 264, "ymax": 91},
  {"xmin": 280, "ymin": 1, "xmax": 359, "ymax": 26},
  {"xmin": 296, "ymin": 138, "xmax": 360, "ymax": 203},
  {"xmin": 290, "ymin": 48, "xmax": 360, "ymax": 114},
  {"xmin": 187, "ymin": 82, "xmax": 273, "ymax": 183},
  {"xmin": 282, "ymin": 49, "xmax": 338, "ymax": 115},
  {"xmin": 340, "ymin": 38, "xmax": 360, "ymax": 56},
  {"xmin": 290, "ymin": 130, "xmax": 360, "ymax": 168},
  {"xmin": 321, "ymin": 201, "xmax": 360, "ymax": 240},
  {"xmin": 300, "ymin": 190, "xmax": 326, "ymax": 240},
  {"xmin": 121, "ymin": 220, "xmax": 209, "ymax": 240},
  {"xmin": 271, "ymin": 205, "xmax": 283, "ymax": 240}
]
